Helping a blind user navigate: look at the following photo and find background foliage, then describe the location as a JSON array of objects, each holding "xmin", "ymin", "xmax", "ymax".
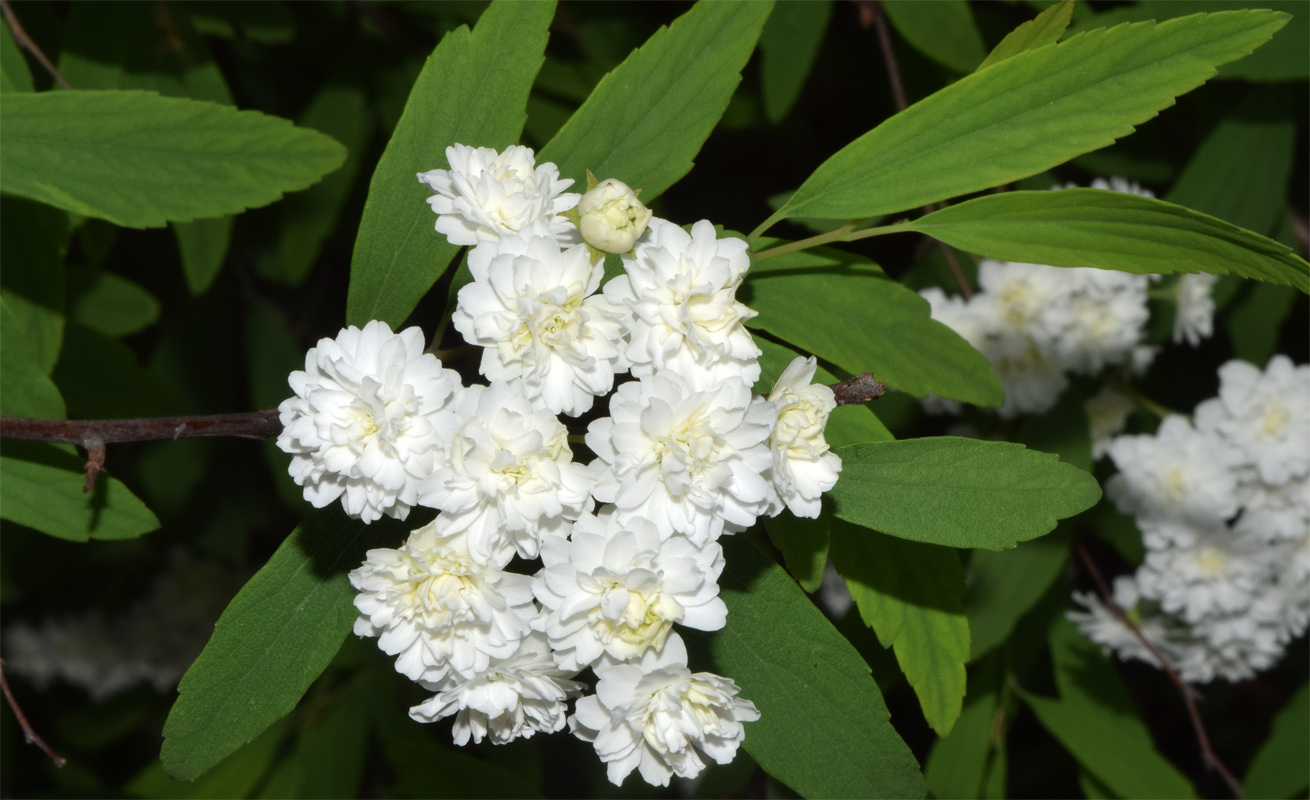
[{"xmin": 1, "ymin": 1, "xmax": 1306, "ymax": 798}]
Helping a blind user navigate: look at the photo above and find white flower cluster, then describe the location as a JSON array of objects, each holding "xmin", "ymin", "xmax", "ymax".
[
  {"xmin": 920, "ymin": 178, "xmax": 1218, "ymax": 420},
  {"xmin": 1071, "ymin": 356, "xmax": 1310, "ymax": 683},
  {"xmin": 276, "ymin": 144, "xmax": 848, "ymax": 786},
  {"xmin": 3, "ymin": 554, "xmax": 243, "ymax": 701}
]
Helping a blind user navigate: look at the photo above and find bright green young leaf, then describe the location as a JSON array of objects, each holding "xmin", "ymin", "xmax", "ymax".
[
  {"xmin": 1245, "ymin": 682, "xmax": 1310, "ymax": 799},
  {"xmin": 1019, "ymin": 619, "xmax": 1197, "ymax": 799},
  {"xmin": 65, "ymin": 267, "xmax": 160, "ymax": 337},
  {"xmin": 687, "ymin": 533, "xmax": 926, "ymax": 799},
  {"xmin": 0, "ymin": 440, "xmax": 160, "ymax": 542},
  {"xmin": 966, "ymin": 530, "xmax": 1070, "ymax": 661},
  {"xmin": 924, "ymin": 655, "xmax": 1003, "ymax": 799},
  {"xmin": 883, "ymin": 0, "xmax": 986, "ymax": 74},
  {"xmin": 1, "ymin": 19, "xmax": 33, "ymax": 93},
  {"xmin": 0, "ymin": 296, "xmax": 65, "ymax": 418},
  {"xmin": 160, "ymin": 508, "xmax": 408, "ymax": 781},
  {"xmin": 745, "ymin": 258, "xmax": 1003, "ymax": 406},
  {"xmin": 830, "ymin": 523, "xmax": 969, "ymax": 735},
  {"xmin": 0, "ymin": 91, "xmax": 346, "ymax": 229},
  {"xmin": 173, "ymin": 216, "xmax": 234, "ymax": 295},
  {"xmin": 129, "ymin": 717, "xmax": 290, "ymax": 800},
  {"xmin": 1164, "ymin": 95, "xmax": 1295, "ymax": 237},
  {"xmin": 258, "ymin": 83, "xmax": 372, "ymax": 287},
  {"xmin": 763, "ymin": 512, "xmax": 829, "ymax": 594},
  {"xmin": 539, "ymin": 1, "xmax": 773, "ymax": 198},
  {"xmin": 346, "ymin": 0, "xmax": 555, "ymax": 328},
  {"xmin": 1071, "ymin": 1, "xmax": 1308, "ymax": 82},
  {"xmin": 977, "ymin": 0, "xmax": 1073, "ymax": 71},
  {"xmin": 830, "ymin": 438, "xmax": 1102, "ymax": 550},
  {"xmin": 772, "ymin": 11, "xmax": 1289, "ymax": 222},
  {"xmin": 1, "ymin": 196, "xmax": 68, "ymax": 375},
  {"xmin": 906, "ymin": 189, "xmax": 1310, "ymax": 293},
  {"xmin": 759, "ymin": 0, "xmax": 832, "ymax": 123}
]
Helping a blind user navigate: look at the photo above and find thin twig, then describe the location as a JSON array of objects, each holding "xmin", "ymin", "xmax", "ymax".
[
  {"xmin": 0, "ymin": 659, "xmax": 66, "ymax": 769},
  {"xmin": 1, "ymin": 411, "xmax": 282, "ymax": 492},
  {"xmin": 0, "ymin": 0, "xmax": 71, "ymax": 89},
  {"xmin": 1075, "ymin": 541, "xmax": 1245, "ymax": 797},
  {"xmin": 830, "ymin": 373, "xmax": 885, "ymax": 406}
]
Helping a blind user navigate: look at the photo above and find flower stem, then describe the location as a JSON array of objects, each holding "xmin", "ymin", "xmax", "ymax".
[{"xmin": 1100, "ymin": 376, "xmax": 1175, "ymax": 420}]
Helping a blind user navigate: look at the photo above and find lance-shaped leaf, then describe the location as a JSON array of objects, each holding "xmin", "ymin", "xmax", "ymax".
[
  {"xmin": 745, "ymin": 253, "xmax": 1002, "ymax": 406},
  {"xmin": 539, "ymin": 1, "xmax": 773, "ymax": 200},
  {"xmin": 831, "ymin": 523, "xmax": 970, "ymax": 736},
  {"xmin": 759, "ymin": 0, "xmax": 831, "ymax": 123},
  {"xmin": 966, "ymin": 530, "xmax": 1071, "ymax": 661},
  {"xmin": 924, "ymin": 654, "xmax": 1004, "ymax": 799},
  {"xmin": 346, "ymin": 0, "xmax": 555, "ymax": 328},
  {"xmin": 883, "ymin": 1, "xmax": 985, "ymax": 74},
  {"xmin": 687, "ymin": 533, "xmax": 926, "ymax": 799},
  {"xmin": 830, "ymin": 438, "xmax": 1101, "ymax": 550},
  {"xmin": 0, "ymin": 91, "xmax": 345, "ymax": 229},
  {"xmin": 1245, "ymin": 682, "xmax": 1310, "ymax": 799},
  {"xmin": 905, "ymin": 189, "xmax": 1309, "ymax": 293},
  {"xmin": 977, "ymin": 0, "xmax": 1073, "ymax": 71},
  {"xmin": 160, "ymin": 507, "xmax": 407, "ymax": 781},
  {"xmin": 770, "ymin": 10, "xmax": 1288, "ymax": 222}
]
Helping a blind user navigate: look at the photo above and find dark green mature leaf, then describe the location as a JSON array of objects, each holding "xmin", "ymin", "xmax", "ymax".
[
  {"xmin": 66, "ymin": 267, "xmax": 160, "ymax": 337},
  {"xmin": 346, "ymin": 0, "xmax": 555, "ymax": 328},
  {"xmin": 1020, "ymin": 619, "xmax": 1197, "ymax": 799},
  {"xmin": 689, "ymin": 533, "xmax": 926, "ymax": 799},
  {"xmin": 129, "ymin": 718, "xmax": 290, "ymax": 799},
  {"xmin": 1, "ymin": 19, "xmax": 33, "ymax": 93},
  {"xmin": 745, "ymin": 256, "xmax": 1002, "ymax": 406},
  {"xmin": 0, "ymin": 196, "xmax": 67, "ymax": 375},
  {"xmin": 759, "ymin": 0, "xmax": 831, "ymax": 123},
  {"xmin": 830, "ymin": 438, "xmax": 1102, "ymax": 550},
  {"xmin": 174, "ymin": 216, "xmax": 234, "ymax": 295},
  {"xmin": 977, "ymin": 0, "xmax": 1073, "ymax": 70},
  {"xmin": 907, "ymin": 189, "xmax": 1310, "ymax": 293},
  {"xmin": 539, "ymin": 1, "xmax": 773, "ymax": 197},
  {"xmin": 924, "ymin": 655, "xmax": 1003, "ymax": 799},
  {"xmin": 883, "ymin": 0, "xmax": 986, "ymax": 73},
  {"xmin": 831, "ymin": 523, "xmax": 969, "ymax": 735},
  {"xmin": 1072, "ymin": 1, "xmax": 1308, "ymax": 82},
  {"xmin": 53, "ymin": 324, "xmax": 184, "ymax": 420},
  {"xmin": 0, "ymin": 440, "xmax": 160, "ymax": 542},
  {"xmin": 258, "ymin": 83, "xmax": 372, "ymax": 287},
  {"xmin": 772, "ymin": 11, "xmax": 1288, "ymax": 222},
  {"xmin": 966, "ymin": 530, "xmax": 1070, "ymax": 661},
  {"xmin": 763, "ymin": 512, "xmax": 829, "ymax": 594},
  {"xmin": 1165, "ymin": 96, "xmax": 1295, "ymax": 237},
  {"xmin": 0, "ymin": 296, "xmax": 64, "ymax": 418},
  {"xmin": 0, "ymin": 91, "xmax": 346, "ymax": 228},
  {"xmin": 1245, "ymin": 682, "xmax": 1310, "ymax": 799},
  {"xmin": 1229, "ymin": 281, "xmax": 1298, "ymax": 365},
  {"xmin": 160, "ymin": 508, "xmax": 407, "ymax": 781}
]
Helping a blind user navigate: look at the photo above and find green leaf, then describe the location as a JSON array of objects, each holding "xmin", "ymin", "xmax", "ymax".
[
  {"xmin": 65, "ymin": 266, "xmax": 160, "ymax": 337},
  {"xmin": 977, "ymin": 0, "xmax": 1073, "ymax": 71},
  {"xmin": 539, "ymin": 1, "xmax": 773, "ymax": 197},
  {"xmin": 966, "ymin": 530, "xmax": 1070, "ymax": 661},
  {"xmin": 883, "ymin": 0, "xmax": 985, "ymax": 74},
  {"xmin": 924, "ymin": 655, "xmax": 1003, "ymax": 799},
  {"xmin": 753, "ymin": 335, "xmax": 894, "ymax": 447},
  {"xmin": 830, "ymin": 523, "xmax": 969, "ymax": 735},
  {"xmin": 346, "ymin": 0, "xmax": 555, "ymax": 328},
  {"xmin": 906, "ymin": 189, "xmax": 1310, "ymax": 293},
  {"xmin": 687, "ymin": 533, "xmax": 926, "ymax": 799},
  {"xmin": 1164, "ymin": 94, "xmax": 1295, "ymax": 237},
  {"xmin": 1, "ymin": 17, "xmax": 33, "ymax": 93},
  {"xmin": 1228, "ymin": 281, "xmax": 1298, "ymax": 365},
  {"xmin": 128, "ymin": 717, "xmax": 290, "ymax": 799},
  {"xmin": 160, "ymin": 507, "xmax": 409, "ymax": 781},
  {"xmin": 0, "ymin": 296, "xmax": 65, "ymax": 418},
  {"xmin": 1245, "ymin": 682, "xmax": 1310, "ymax": 799},
  {"xmin": 0, "ymin": 440, "xmax": 160, "ymax": 542},
  {"xmin": 829, "ymin": 438, "xmax": 1102, "ymax": 550},
  {"xmin": 763, "ymin": 512, "xmax": 829, "ymax": 594},
  {"xmin": 759, "ymin": 0, "xmax": 832, "ymax": 123},
  {"xmin": 774, "ymin": 11, "xmax": 1289, "ymax": 222},
  {"xmin": 1019, "ymin": 619, "xmax": 1197, "ymax": 799},
  {"xmin": 185, "ymin": 1, "xmax": 296, "ymax": 44},
  {"xmin": 173, "ymin": 216, "xmax": 234, "ymax": 295},
  {"xmin": 284, "ymin": 677, "xmax": 371, "ymax": 800},
  {"xmin": 53, "ymin": 324, "xmax": 184, "ymax": 419},
  {"xmin": 1012, "ymin": 388, "xmax": 1092, "ymax": 473},
  {"xmin": 0, "ymin": 90, "xmax": 346, "ymax": 229},
  {"xmin": 0, "ymin": 195, "xmax": 67, "ymax": 375},
  {"xmin": 257, "ymin": 83, "xmax": 372, "ymax": 287},
  {"xmin": 745, "ymin": 254, "xmax": 1002, "ymax": 406}
]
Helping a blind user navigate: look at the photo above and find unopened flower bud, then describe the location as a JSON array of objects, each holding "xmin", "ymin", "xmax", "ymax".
[{"xmin": 576, "ymin": 178, "xmax": 652, "ymax": 254}]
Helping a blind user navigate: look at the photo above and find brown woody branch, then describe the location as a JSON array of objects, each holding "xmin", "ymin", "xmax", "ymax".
[
  {"xmin": 0, "ymin": 0, "xmax": 71, "ymax": 89},
  {"xmin": 0, "ymin": 658, "xmax": 66, "ymax": 769},
  {"xmin": 1074, "ymin": 541, "xmax": 1244, "ymax": 798}
]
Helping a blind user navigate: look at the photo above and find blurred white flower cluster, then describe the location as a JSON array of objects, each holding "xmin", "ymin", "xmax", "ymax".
[
  {"xmin": 920, "ymin": 178, "xmax": 1218, "ymax": 420},
  {"xmin": 3, "ymin": 554, "xmax": 243, "ymax": 701},
  {"xmin": 1071, "ymin": 356, "xmax": 1310, "ymax": 683},
  {"xmin": 276, "ymin": 144, "xmax": 849, "ymax": 787}
]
